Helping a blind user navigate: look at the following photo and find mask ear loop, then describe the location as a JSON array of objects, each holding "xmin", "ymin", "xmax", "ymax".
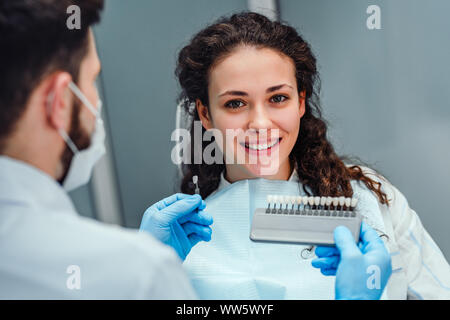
[
  {"xmin": 68, "ymin": 82, "xmax": 99, "ymax": 116},
  {"xmin": 58, "ymin": 128, "xmax": 79, "ymax": 154},
  {"xmin": 96, "ymin": 99, "xmax": 103, "ymax": 122}
]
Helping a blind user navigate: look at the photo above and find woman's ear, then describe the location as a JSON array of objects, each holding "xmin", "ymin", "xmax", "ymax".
[
  {"xmin": 299, "ymin": 90, "xmax": 306, "ymax": 118},
  {"xmin": 196, "ymin": 99, "xmax": 213, "ymax": 130}
]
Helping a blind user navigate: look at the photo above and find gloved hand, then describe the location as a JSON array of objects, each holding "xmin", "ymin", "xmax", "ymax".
[
  {"xmin": 140, "ymin": 193, "xmax": 213, "ymax": 261},
  {"xmin": 311, "ymin": 222, "xmax": 392, "ymax": 300}
]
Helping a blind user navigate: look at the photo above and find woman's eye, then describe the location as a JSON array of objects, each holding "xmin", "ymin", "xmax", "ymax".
[
  {"xmin": 225, "ymin": 100, "xmax": 245, "ymax": 109},
  {"xmin": 270, "ymin": 94, "xmax": 288, "ymax": 103}
]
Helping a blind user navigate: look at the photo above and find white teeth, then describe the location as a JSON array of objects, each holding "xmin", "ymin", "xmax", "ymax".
[
  {"xmin": 314, "ymin": 196, "xmax": 321, "ymax": 206},
  {"xmin": 345, "ymin": 197, "xmax": 351, "ymax": 207},
  {"xmin": 302, "ymin": 196, "xmax": 309, "ymax": 205},
  {"xmin": 332, "ymin": 198, "xmax": 339, "ymax": 206},
  {"xmin": 284, "ymin": 196, "xmax": 290, "ymax": 204},
  {"xmin": 245, "ymin": 139, "xmax": 279, "ymax": 150},
  {"xmin": 266, "ymin": 194, "xmax": 359, "ymax": 212},
  {"xmin": 277, "ymin": 196, "xmax": 283, "ymax": 205},
  {"xmin": 290, "ymin": 196, "xmax": 296, "ymax": 204}
]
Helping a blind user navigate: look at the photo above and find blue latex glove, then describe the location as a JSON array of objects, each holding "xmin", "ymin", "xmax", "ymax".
[
  {"xmin": 311, "ymin": 222, "xmax": 392, "ymax": 300},
  {"xmin": 140, "ymin": 193, "xmax": 213, "ymax": 260}
]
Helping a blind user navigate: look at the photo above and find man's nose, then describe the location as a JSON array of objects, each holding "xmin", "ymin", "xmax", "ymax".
[{"xmin": 248, "ymin": 103, "xmax": 272, "ymax": 131}]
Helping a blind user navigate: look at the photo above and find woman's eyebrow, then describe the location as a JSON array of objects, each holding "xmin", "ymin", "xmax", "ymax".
[
  {"xmin": 266, "ymin": 84, "xmax": 294, "ymax": 92},
  {"xmin": 218, "ymin": 90, "xmax": 248, "ymax": 97},
  {"xmin": 218, "ymin": 84, "xmax": 293, "ymax": 97}
]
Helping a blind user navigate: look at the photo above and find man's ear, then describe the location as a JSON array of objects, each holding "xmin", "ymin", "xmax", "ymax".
[
  {"xmin": 196, "ymin": 99, "xmax": 213, "ymax": 130},
  {"xmin": 299, "ymin": 90, "xmax": 306, "ymax": 118},
  {"xmin": 45, "ymin": 72, "xmax": 73, "ymax": 131}
]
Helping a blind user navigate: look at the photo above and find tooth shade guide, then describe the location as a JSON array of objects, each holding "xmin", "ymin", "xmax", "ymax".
[
  {"xmin": 265, "ymin": 194, "xmax": 359, "ymax": 218},
  {"xmin": 252, "ymin": 200, "xmax": 362, "ymax": 247}
]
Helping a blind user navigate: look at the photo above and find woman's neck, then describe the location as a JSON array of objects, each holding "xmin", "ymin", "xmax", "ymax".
[{"xmin": 224, "ymin": 158, "xmax": 293, "ymax": 183}]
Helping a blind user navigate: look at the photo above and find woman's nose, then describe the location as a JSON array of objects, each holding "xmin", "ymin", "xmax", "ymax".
[{"xmin": 247, "ymin": 104, "xmax": 272, "ymax": 131}]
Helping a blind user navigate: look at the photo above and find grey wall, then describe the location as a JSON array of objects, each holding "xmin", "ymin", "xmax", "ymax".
[
  {"xmin": 280, "ymin": 0, "xmax": 450, "ymax": 258},
  {"xmin": 93, "ymin": 0, "xmax": 247, "ymax": 227}
]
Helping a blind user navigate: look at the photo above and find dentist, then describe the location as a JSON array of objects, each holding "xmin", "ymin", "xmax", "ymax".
[{"xmin": 0, "ymin": 0, "xmax": 212, "ymax": 299}]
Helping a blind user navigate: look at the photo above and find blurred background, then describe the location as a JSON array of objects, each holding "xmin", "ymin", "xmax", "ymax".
[{"xmin": 70, "ymin": 0, "xmax": 450, "ymax": 259}]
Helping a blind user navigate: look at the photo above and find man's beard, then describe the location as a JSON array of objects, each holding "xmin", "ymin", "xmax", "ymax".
[{"xmin": 58, "ymin": 99, "xmax": 92, "ymax": 186}]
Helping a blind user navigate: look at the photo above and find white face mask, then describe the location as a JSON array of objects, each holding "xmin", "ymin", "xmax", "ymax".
[{"xmin": 59, "ymin": 82, "xmax": 106, "ymax": 192}]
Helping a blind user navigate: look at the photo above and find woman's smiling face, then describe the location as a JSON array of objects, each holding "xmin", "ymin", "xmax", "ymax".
[{"xmin": 197, "ymin": 45, "xmax": 306, "ymax": 182}]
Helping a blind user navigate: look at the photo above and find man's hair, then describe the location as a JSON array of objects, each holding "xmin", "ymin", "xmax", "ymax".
[{"xmin": 0, "ymin": 0, "xmax": 104, "ymax": 147}]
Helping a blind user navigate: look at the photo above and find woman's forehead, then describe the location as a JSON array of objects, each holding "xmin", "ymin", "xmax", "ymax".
[{"xmin": 208, "ymin": 46, "xmax": 297, "ymax": 95}]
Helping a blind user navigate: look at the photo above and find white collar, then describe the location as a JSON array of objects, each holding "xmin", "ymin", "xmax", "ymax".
[{"xmin": 0, "ymin": 156, "xmax": 76, "ymax": 215}]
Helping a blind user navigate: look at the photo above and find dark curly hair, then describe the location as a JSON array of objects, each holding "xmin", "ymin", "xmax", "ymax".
[{"xmin": 175, "ymin": 11, "xmax": 390, "ymax": 205}]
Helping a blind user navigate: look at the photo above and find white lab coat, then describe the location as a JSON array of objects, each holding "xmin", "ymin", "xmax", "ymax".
[
  {"xmin": 359, "ymin": 166, "xmax": 450, "ymax": 299},
  {"xmin": 0, "ymin": 156, "xmax": 196, "ymax": 299}
]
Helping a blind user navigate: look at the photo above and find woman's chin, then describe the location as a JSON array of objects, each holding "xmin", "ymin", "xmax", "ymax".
[{"xmin": 244, "ymin": 163, "xmax": 281, "ymax": 177}]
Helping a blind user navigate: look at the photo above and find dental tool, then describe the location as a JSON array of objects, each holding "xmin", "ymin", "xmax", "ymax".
[
  {"xmin": 193, "ymin": 175, "xmax": 200, "ymax": 195},
  {"xmin": 250, "ymin": 194, "xmax": 362, "ymax": 246}
]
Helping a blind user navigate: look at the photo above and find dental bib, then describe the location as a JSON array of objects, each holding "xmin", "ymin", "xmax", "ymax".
[{"xmin": 183, "ymin": 177, "xmax": 389, "ymax": 299}]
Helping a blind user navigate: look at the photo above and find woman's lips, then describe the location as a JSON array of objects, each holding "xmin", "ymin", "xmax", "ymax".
[{"xmin": 239, "ymin": 137, "xmax": 282, "ymax": 155}]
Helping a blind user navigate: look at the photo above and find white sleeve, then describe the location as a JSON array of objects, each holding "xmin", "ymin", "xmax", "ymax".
[
  {"xmin": 132, "ymin": 232, "xmax": 198, "ymax": 300},
  {"xmin": 387, "ymin": 183, "xmax": 450, "ymax": 299},
  {"xmin": 141, "ymin": 256, "xmax": 198, "ymax": 299}
]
